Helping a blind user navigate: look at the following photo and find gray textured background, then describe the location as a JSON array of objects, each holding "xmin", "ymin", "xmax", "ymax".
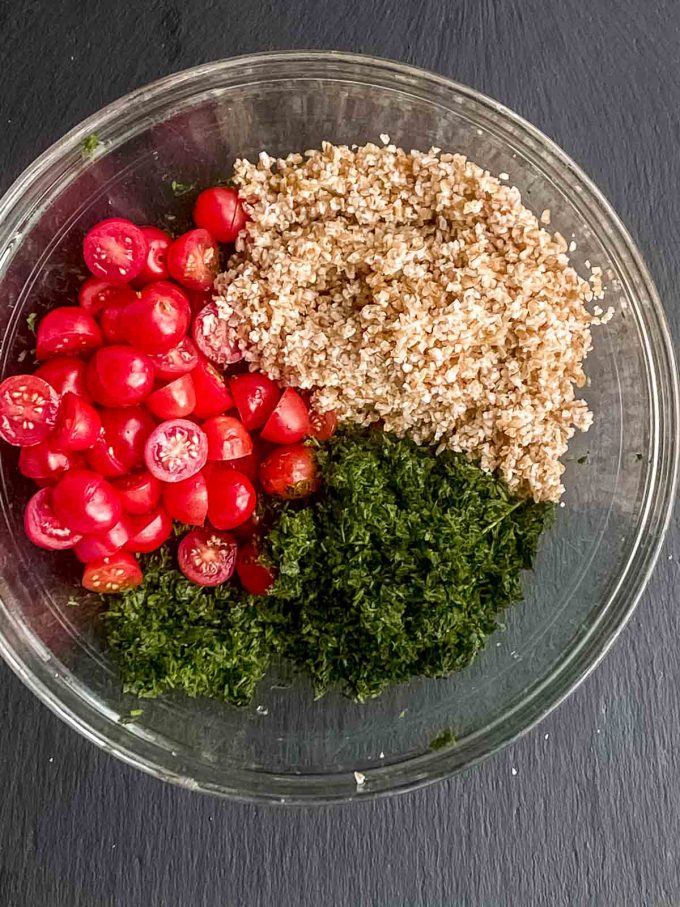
[{"xmin": 2, "ymin": 1, "xmax": 680, "ymax": 905}]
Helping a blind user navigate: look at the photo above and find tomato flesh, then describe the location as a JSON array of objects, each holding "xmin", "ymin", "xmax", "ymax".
[
  {"xmin": 19, "ymin": 440, "xmax": 83, "ymax": 484},
  {"xmin": 83, "ymin": 218, "xmax": 148, "ymax": 284},
  {"xmin": 87, "ymin": 407, "xmax": 156, "ymax": 476},
  {"xmin": 36, "ymin": 307, "xmax": 102, "ymax": 360},
  {"xmin": 190, "ymin": 356, "xmax": 233, "ymax": 418},
  {"xmin": 24, "ymin": 488, "xmax": 82, "ymax": 550},
  {"xmin": 0, "ymin": 375, "xmax": 60, "ymax": 447},
  {"xmin": 121, "ymin": 280, "xmax": 191, "ymax": 353},
  {"xmin": 82, "ymin": 552, "xmax": 143, "ymax": 593},
  {"xmin": 78, "ymin": 278, "xmax": 136, "ymax": 316},
  {"xmin": 192, "ymin": 302, "xmax": 243, "ymax": 367},
  {"xmin": 146, "ymin": 373, "xmax": 196, "ymax": 419},
  {"xmin": 135, "ymin": 226, "xmax": 171, "ymax": 285},
  {"xmin": 309, "ymin": 408, "xmax": 338, "ymax": 442},
  {"xmin": 87, "ymin": 345, "xmax": 155, "ymax": 407},
  {"xmin": 34, "ymin": 357, "xmax": 90, "ymax": 399},
  {"xmin": 162, "ymin": 471, "xmax": 208, "ymax": 525},
  {"xmin": 259, "ymin": 444, "xmax": 319, "ymax": 499},
  {"xmin": 52, "ymin": 469, "xmax": 122, "ymax": 534},
  {"xmin": 193, "ymin": 187, "xmax": 248, "ymax": 244},
  {"xmin": 178, "ymin": 528, "xmax": 237, "ymax": 587},
  {"xmin": 260, "ymin": 388, "xmax": 310, "ymax": 444},
  {"xmin": 236, "ymin": 540, "xmax": 276, "ymax": 595},
  {"xmin": 203, "ymin": 414, "xmax": 253, "ymax": 461},
  {"xmin": 167, "ymin": 228, "xmax": 220, "ymax": 292},
  {"xmin": 144, "ymin": 418, "xmax": 208, "ymax": 483},
  {"xmin": 149, "ymin": 336, "xmax": 199, "ymax": 381},
  {"xmin": 112, "ymin": 471, "xmax": 161, "ymax": 515},
  {"xmin": 205, "ymin": 468, "xmax": 256, "ymax": 530},
  {"xmin": 125, "ymin": 507, "xmax": 172, "ymax": 553},
  {"xmin": 74, "ymin": 518, "xmax": 132, "ymax": 563},
  {"xmin": 229, "ymin": 372, "xmax": 280, "ymax": 431},
  {"xmin": 52, "ymin": 392, "xmax": 101, "ymax": 451}
]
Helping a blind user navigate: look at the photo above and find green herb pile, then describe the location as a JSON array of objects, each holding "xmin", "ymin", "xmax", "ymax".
[{"xmin": 104, "ymin": 429, "xmax": 552, "ymax": 705}]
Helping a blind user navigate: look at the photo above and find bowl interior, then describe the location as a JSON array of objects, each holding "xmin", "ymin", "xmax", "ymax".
[{"xmin": 0, "ymin": 57, "xmax": 673, "ymax": 802}]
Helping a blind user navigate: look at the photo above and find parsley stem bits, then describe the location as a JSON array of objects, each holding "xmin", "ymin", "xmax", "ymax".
[{"xmin": 144, "ymin": 419, "xmax": 208, "ymax": 483}]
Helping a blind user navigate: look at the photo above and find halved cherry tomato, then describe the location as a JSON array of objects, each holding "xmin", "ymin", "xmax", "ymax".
[
  {"xmin": 260, "ymin": 388, "xmax": 310, "ymax": 444},
  {"xmin": 87, "ymin": 407, "xmax": 156, "ymax": 476},
  {"xmin": 229, "ymin": 372, "xmax": 280, "ymax": 431},
  {"xmin": 187, "ymin": 290, "xmax": 212, "ymax": 317},
  {"xmin": 19, "ymin": 441, "xmax": 83, "ymax": 484},
  {"xmin": 34, "ymin": 357, "xmax": 90, "ymax": 399},
  {"xmin": 146, "ymin": 373, "xmax": 196, "ymax": 419},
  {"xmin": 167, "ymin": 228, "xmax": 219, "ymax": 292},
  {"xmin": 308, "ymin": 408, "xmax": 338, "ymax": 442},
  {"xmin": 52, "ymin": 392, "xmax": 101, "ymax": 451},
  {"xmin": 203, "ymin": 415, "xmax": 253, "ymax": 461},
  {"xmin": 193, "ymin": 187, "xmax": 248, "ymax": 244},
  {"xmin": 83, "ymin": 218, "xmax": 148, "ymax": 285},
  {"xmin": 231, "ymin": 510, "xmax": 264, "ymax": 542},
  {"xmin": 162, "ymin": 471, "xmax": 208, "ymax": 525},
  {"xmin": 85, "ymin": 433, "xmax": 126, "ymax": 477},
  {"xmin": 120, "ymin": 280, "xmax": 191, "ymax": 353},
  {"xmin": 144, "ymin": 418, "xmax": 208, "ymax": 483},
  {"xmin": 236, "ymin": 540, "xmax": 276, "ymax": 595},
  {"xmin": 135, "ymin": 226, "xmax": 171, "ymax": 285},
  {"xmin": 74, "ymin": 517, "xmax": 132, "ymax": 563},
  {"xmin": 177, "ymin": 528, "xmax": 237, "ymax": 587},
  {"xmin": 87, "ymin": 346, "xmax": 155, "ymax": 407},
  {"xmin": 205, "ymin": 467, "xmax": 256, "ymax": 530},
  {"xmin": 0, "ymin": 375, "xmax": 60, "ymax": 446},
  {"xmin": 78, "ymin": 278, "xmax": 136, "ymax": 316},
  {"xmin": 52, "ymin": 469, "xmax": 122, "ymax": 534},
  {"xmin": 112, "ymin": 471, "xmax": 161, "ymax": 515},
  {"xmin": 259, "ymin": 444, "xmax": 319, "ymax": 499},
  {"xmin": 82, "ymin": 552, "xmax": 143, "ymax": 593},
  {"xmin": 149, "ymin": 336, "xmax": 199, "ymax": 381},
  {"xmin": 100, "ymin": 302, "xmax": 129, "ymax": 344},
  {"xmin": 125, "ymin": 507, "xmax": 172, "ymax": 553},
  {"xmin": 192, "ymin": 302, "xmax": 243, "ymax": 367},
  {"xmin": 190, "ymin": 356, "xmax": 233, "ymax": 419},
  {"xmin": 24, "ymin": 488, "xmax": 82, "ymax": 550},
  {"xmin": 36, "ymin": 307, "xmax": 102, "ymax": 360},
  {"xmin": 225, "ymin": 450, "xmax": 260, "ymax": 484}
]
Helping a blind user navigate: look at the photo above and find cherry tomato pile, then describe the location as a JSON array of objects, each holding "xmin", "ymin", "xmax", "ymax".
[{"xmin": 0, "ymin": 187, "xmax": 336, "ymax": 596}]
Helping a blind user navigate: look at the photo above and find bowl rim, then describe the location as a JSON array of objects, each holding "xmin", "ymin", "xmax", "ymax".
[{"xmin": 0, "ymin": 49, "xmax": 677, "ymax": 805}]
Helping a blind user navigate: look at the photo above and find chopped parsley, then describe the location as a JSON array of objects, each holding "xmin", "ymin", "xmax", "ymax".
[
  {"xmin": 170, "ymin": 179, "xmax": 196, "ymax": 197},
  {"xmin": 82, "ymin": 134, "xmax": 100, "ymax": 157},
  {"xmin": 105, "ymin": 429, "xmax": 552, "ymax": 706},
  {"xmin": 26, "ymin": 312, "xmax": 38, "ymax": 333}
]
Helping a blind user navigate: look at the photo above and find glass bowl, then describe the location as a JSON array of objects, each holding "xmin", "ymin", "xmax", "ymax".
[{"xmin": 0, "ymin": 52, "xmax": 676, "ymax": 805}]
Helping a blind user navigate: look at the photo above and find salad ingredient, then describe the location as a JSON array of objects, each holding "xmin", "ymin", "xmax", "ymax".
[
  {"xmin": 177, "ymin": 528, "xmax": 238, "ymax": 587},
  {"xmin": 308, "ymin": 408, "xmax": 338, "ymax": 442},
  {"xmin": 260, "ymin": 387, "xmax": 310, "ymax": 444},
  {"xmin": 190, "ymin": 356, "xmax": 233, "ymax": 418},
  {"xmin": 52, "ymin": 469, "xmax": 122, "ymax": 534},
  {"xmin": 125, "ymin": 507, "xmax": 172, "ymax": 553},
  {"xmin": 229, "ymin": 372, "xmax": 279, "ymax": 430},
  {"xmin": 162, "ymin": 471, "xmax": 208, "ymax": 525},
  {"xmin": 136, "ymin": 226, "xmax": 172, "ymax": 284},
  {"xmin": 144, "ymin": 419, "xmax": 208, "ymax": 483},
  {"xmin": 91, "ymin": 407, "xmax": 156, "ymax": 474},
  {"xmin": 259, "ymin": 444, "xmax": 318, "ymax": 499},
  {"xmin": 193, "ymin": 187, "xmax": 248, "ymax": 243},
  {"xmin": 112, "ymin": 471, "xmax": 162, "ymax": 515},
  {"xmin": 52, "ymin": 392, "xmax": 101, "ymax": 451},
  {"xmin": 74, "ymin": 518, "xmax": 132, "ymax": 563},
  {"xmin": 19, "ymin": 441, "xmax": 82, "ymax": 484},
  {"xmin": 83, "ymin": 552, "xmax": 143, "ymax": 593},
  {"xmin": 120, "ymin": 281, "xmax": 191, "ymax": 353},
  {"xmin": 166, "ymin": 228, "xmax": 219, "ymax": 292},
  {"xmin": 205, "ymin": 468, "xmax": 256, "ymax": 530},
  {"xmin": 202, "ymin": 414, "xmax": 253, "ymax": 461},
  {"xmin": 100, "ymin": 303, "xmax": 128, "ymax": 344},
  {"xmin": 78, "ymin": 278, "xmax": 135, "ymax": 316},
  {"xmin": 235, "ymin": 541, "xmax": 275, "ymax": 595},
  {"xmin": 83, "ymin": 218, "xmax": 148, "ymax": 284},
  {"xmin": 87, "ymin": 346, "xmax": 155, "ymax": 407},
  {"xmin": 24, "ymin": 488, "xmax": 82, "ymax": 550},
  {"xmin": 149, "ymin": 337, "xmax": 198, "ymax": 381},
  {"xmin": 192, "ymin": 302, "xmax": 242, "ymax": 366},
  {"xmin": 0, "ymin": 375, "xmax": 60, "ymax": 446},
  {"xmin": 146, "ymin": 373, "xmax": 196, "ymax": 420},
  {"xmin": 34, "ymin": 357, "xmax": 90, "ymax": 399},
  {"xmin": 36, "ymin": 307, "xmax": 102, "ymax": 360}
]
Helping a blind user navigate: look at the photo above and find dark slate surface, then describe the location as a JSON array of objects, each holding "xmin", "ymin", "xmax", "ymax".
[{"xmin": 2, "ymin": 1, "xmax": 680, "ymax": 904}]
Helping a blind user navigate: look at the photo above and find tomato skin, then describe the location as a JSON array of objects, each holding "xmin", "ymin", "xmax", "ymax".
[
  {"xmin": 74, "ymin": 517, "xmax": 132, "ymax": 563},
  {"xmin": 236, "ymin": 540, "xmax": 275, "ymax": 595},
  {"xmin": 121, "ymin": 280, "xmax": 191, "ymax": 353},
  {"xmin": 309, "ymin": 408, "xmax": 338, "ymax": 442},
  {"xmin": 177, "ymin": 528, "xmax": 237, "ymax": 587},
  {"xmin": 135, "ymin": 226, "xmax": 171, "ymax": 285},
  {"xmin": 52, "ymin": 392, "xmax": 101, "ymax": 452},
  {"xmin": 83, "ymin": 218, "xmax": 148, "ymax": 285},
  {"xmin": 79, "ymin": 278, "xmax": 136, "ymax": 316},
  {"xmin": 85, "ymin": 433, "xmax": 127, "ymax": 477},
  {"xmin": 149, "ymin": 336, "xmax": 199, "ymax": 381},
  {"xmin": 82, "ymin": 552, "xmax": 143, "ymax": 593},
  {"xmin": 93, "ymin": 407, "xmax": 156, "ymax": 473},
  {"xmin": 146, "ymin": 373, "xmax": 196, "ymax": 419},
  {"xmin": 167, "ymin": 228, "xmax": 220, "ymax": 292},
  {"xmin": 162, "ymin": 470, "xmax": 208, "ymax": 525},
  {"xmin": 144, "ymin": 418, "xmax": 208, "ymax": 484},
  {"xmin": 0, "ymin": 375, "xmax": 60, "ymax": 447},
  {"xmin": 87, "ymin": 345, "xmax": 155, "ymax": 407},
  {"xmin": 100, "ymin": 303, "xmax": 128, "ymax": 344},
  {"xmin": 260, "ymin": 388, "xmax": 310, "ymax": 444},
  {"xmin": 192, "ymin": 302, "xmax": 243, "ymax": 367},
  {"xmin": 112, "ymin": 470, "xmax": 162, "ymax": 515},
  {"xmin": 51, "ymin": 469, "xmax": 122, "ymax": 534},
  {"xmin": 229, "ymin": 373, "xmax": 280, "ymax": 431},
  {"xmin": 19, "ymin": 441, "xmax": 83, "ymax": 484},
  {"xmin": 190, "ymin": 356, "xmax": 233, "ymax": 419},
  {"xmin": 36, "ymin": 307, "xmax": 102, "ymax": 360},
  {"xmin": 203, "ymin": 415, "xmax": 253, "ymax": 461},
  {"xmin": 34, "ymin": 357, "xmax": 91, "ymax": 399},
  {"xmin": 24, "ymin": 488, "xmax": 82, "ymax": 550},
  {"xmin": 125, "ymin": 507, "xmax": 172, "ymax": 553},
  {"xmin": 193, "ymin": 187, "xmax": 248, "ymax": 244},
  {"xmin": 259, "ymin": 444, "xmax": 319, "ymax": 499},
  {"xmin": 206, "ymin": 468, "xmax": 256, "ymax": 530}
]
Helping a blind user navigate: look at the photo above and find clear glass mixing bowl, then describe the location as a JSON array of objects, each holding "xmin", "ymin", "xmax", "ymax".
[{"xmin": 0, "ymin": 52, "xmax": 676, "ymax": 804}]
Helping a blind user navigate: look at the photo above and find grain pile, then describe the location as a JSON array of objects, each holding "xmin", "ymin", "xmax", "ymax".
[{"xmin": 214, "ymin": 140, "xmax": 611, "ymax": 502}]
